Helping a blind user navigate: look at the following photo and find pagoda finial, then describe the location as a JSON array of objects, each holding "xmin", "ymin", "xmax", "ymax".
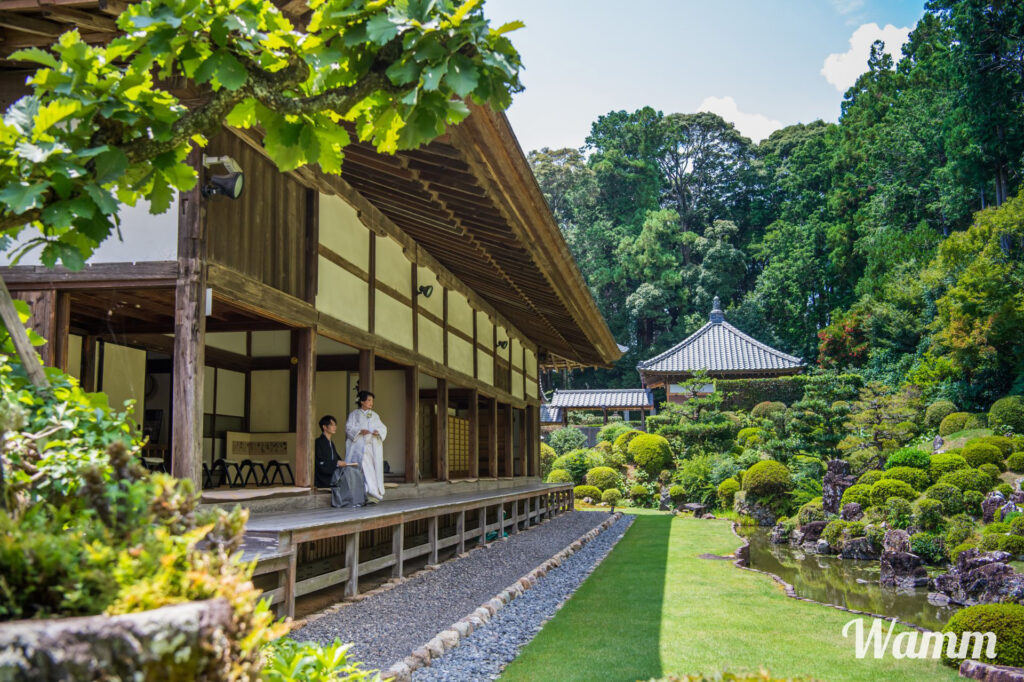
[{"xmin": 710, "ymin": 296, "xmax": 724, "ymax": 323}]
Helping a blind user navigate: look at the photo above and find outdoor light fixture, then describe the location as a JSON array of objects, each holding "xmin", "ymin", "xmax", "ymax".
[
  {"xmin": 202, "ymin": 155, "xmax": 245, "ymax": 200},
  {"xmin": 416, "ymin": 284, "xmax": 434, "ymax": 298},
  {"xmin": 496, "ymin": 340, "xmax": 508, "ymax": 349}
]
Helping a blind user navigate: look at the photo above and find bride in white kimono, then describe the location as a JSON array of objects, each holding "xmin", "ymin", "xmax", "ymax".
[{"xmin": 345, "ymin": 390, "xmax": 387, "ymax": 502}]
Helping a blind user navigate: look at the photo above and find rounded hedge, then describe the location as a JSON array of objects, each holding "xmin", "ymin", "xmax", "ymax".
[
  {"xmin": 751, "ymin": 401, "xmax": 787, "ymax": 419},
  {"xmin": 546, "ymin": 469, "xmax": 572, "ymax": 484},
  {"xmin": 736, "ymin": 427, "xmax": 766, "ymax": 447},
  {"xmin": 942, "ymin": 604, "xmax": 1024, "ymax": 667},
  {"xmin": 886, "ymin": 496, "xmax": 914, "ymax": 529},
  {"xmin": 915, "ymin": 498, "xmax": 945, "ymax": 531},
  {"xmin": 742, "ymin": 460, "xmax": 792, "ymax": 498},
  {"xmin": 884, "ymin": 447, "xmax": 931, "ymax": 470},
  {"xmin": 977, "ymin": 435, "xmax": 1014, "ymax": 457},
  {"xmin": 990, "ymin": 396, "xmax": 1024, "ymax": 433},
  {"xmin": 629, "ymin": 484, "xmax": 649, "ymax": 501},
  {"xmin": 869, "ymin": 479, "xmax": 917, "ymax": 508},
  {"xmin": 840, "ymin": 484, "xmax": 872, "ymax": 509},
  {"xmin": 929, "ymin": 452, "xmax": 970, "ymax": 481},
  {"xmin": 925, "ymin": 483, "xmax": 965, "ymax": 515},
  {"xmin": 549, "ymin": 427, "xmax": 588, "ymax": 455},
  {"xmin": 585, "ymin": 466, "xmax": 620, "ymax": 491},
  {"xmin": 979, "ymin": 463, "xmax": 1002, "ymax": 481},
  {"xmin": 963, "ymin": 490, "xmax": 986, "ymax": 516},
  {"xmin": 910, "ymin": 531, "xmax": 946, "ymax": 564},
  {"xmin": 613, "ymin": 430, "xmax": 644, "ymax": 458},
  {"xmin": 717, "ymin": 478, "xmax": 740, "ymax": 508},
  {"xmin": 628, "ymin": 434, "xmax": 673, "ymax": 478},
  {"xmin": 602, "ymin": 488, "xmax": 622, "ymax": 505},
  {"xmin": 937, "ymin": 468, "xmax": 993, "ymax": 494},
  {"xmin": 996, "ymin": 483, "xmax": 1014, "ymax": 499},
  {"xmin": 963, "ymin": 441, "xmax": 1005, "ymax": 468},
  {"xmin": 668, "ymin": 485, "xmax": 687, "ymax": 505},
  {"xmin": 798, "ymin": 497, "xmax": 826, "ymax": 526},
  {"xmin": 597, "ymin": 422, "xmax": 632, "ymax": 446},
  {"xmin": 925, "ymin": 400, "xmax": 958, "ymax": 429},
  {"xmin": 551, "ymin": 449, "xmax": 604, "ymax": 484},
  {"xmin": 939, "ymin": 412, "xmax": 972, "ymax": 437},
  {"xmin": 1008, "ymin": 452, "xmax": 1024, "ymax": 473},
  {"xmin": 573, "ymin": 485, "xmax": 603, "ymax": 502},
  {"xmin": 857, "ymin": 469, "xmax": 884, "ymax": 486},
  {"xmin": 1011, "ymin": 515, "xmax": 1024, "ymax": 535},
  {"xmin": 881, "ymin": 466, "xmax": 929, "ymax": 491}
]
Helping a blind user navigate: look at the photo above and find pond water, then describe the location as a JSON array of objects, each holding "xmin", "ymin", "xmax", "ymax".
[{"xmin": 738, "ymin": 527, "xmax": 961, "ymax": 631}]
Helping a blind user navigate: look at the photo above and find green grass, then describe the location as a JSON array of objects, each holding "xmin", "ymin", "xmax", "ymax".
[
  {"xmin": 501, "ymin": 513, "xmax": 960, "ymax": 682},
  {"xmin": 943, "ymin": 428, "xmax": 994, "ymax": 448}
]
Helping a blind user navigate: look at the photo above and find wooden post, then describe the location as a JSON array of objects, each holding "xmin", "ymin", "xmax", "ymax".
[
  {"xmin": 368, "ymin": 232, "xmax": 376, "ymax": 334},
  {"xmin": 53, "ymin": 291, "xmax": 70, "ymax": 372},
  {"xmin": 468, "ymin": 388, "xmax": 479, "ymax": 479},
  {"xmin": 428, "ymin": 515, "xmax": 438, "ymax": 565},
  {"xmin": 503, "ymin": 404, "xmax": 513, "ymax": 478},
  {"xmin": 569, "ymin": 487, "xmax": 575, "ymax": 511},
  {"xmin": 294, "ymin": 328, "xmax": 315, "ymax": 488},
  {"xmin": 510, "ymin": 499, "xmax": 519, "ymax": 534},
  {"xmin": 404, "ymin": 365, "xmax": 419, "ymax": 484},
  {"xmin": 304, "ymin": 189, "xmax": 319, "ymax": 304},
  {"xmin": 282, "ymin": 533, "xmax": 296, "ymax": 619},
  {"xmin": 487, "ymin": 397, "xmax": 498, "ymax": 478},
  {"xmin": 359, "ymin": 347, "xmax": 374, "ymax": 393},
  {"xmin": 436, "ymin": 378, "xmax": 448, "ymax": 481},
  {"xmin": 602, "ymin": 407, "xmax": 608, "ymax": 425},
  {"xmin": 172, "ymin": 148, "xmax": 206, "ymax": 488},
  {"xmin": 391, "ymin": 523, "xmax": 404, "ymax": 578},
  {"xmin": 478, "ymin": 507, "xmax": 487, "ymax": 546},
  {"xmin": 456, "ymin": 510, "xmax": 465, "ymax": 555},
  {"xmin": 641, "ymin": 407, "xmax": 647, "ymax": 432},
  {"xmin": 411, "ymin": 263, "xmax": 419, "ymax": 353},
  {"xmin": 528, "ymin": 405, "xmax": 539, "ymax": 478},
  {"xmin": 80, "ymin": 334, "xmax": 97, "ymax": 392},
  {"xmin": 345, "ymin": 532, "xmax": 360, "ymax": 598}
]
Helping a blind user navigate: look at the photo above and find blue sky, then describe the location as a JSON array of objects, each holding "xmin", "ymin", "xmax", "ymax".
[{"xmin": 485, "ymin": 0, "xmax": 926, "ymax": 152}]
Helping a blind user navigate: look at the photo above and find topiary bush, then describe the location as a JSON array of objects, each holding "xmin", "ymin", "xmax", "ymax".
[
  {"xmin": 910, "ymin": 532, "xmax": 946, "ymax": 564},
  {"xmin": 942, "ymin": 604, "xmax": 1024, "ymax": 667},
  {"xmin": 996, "ymin": 483, "xmax": 1014, "ymax": 499},
  {"xmin": 1008, "ymin": 452, "xmax": 1024, "ymax": 473},
  {"xmin": 962, "ymin": 441, "xmax": 1005, "ymax": 468},
  {"xmin": 884, "ymin": 447, "xmax": 931, "ymax": 470},
  {"xmin": 540, "ymin": 442, "xmax": 557, "ymax": 479},
  {"xmin": 937, "ymin": 468, "xmax": 993, "ymax": 493},
  {"xmin": 989, "ymin": 396, "xmax": 1024, "ymax": 433},
  {"xmin": 925, "ymin": 400, "xmax": 958, "ymax": 429},
  {"xmin": 857, "ymin": 470, "xmax": 884, "ymax": 486},
  {"xmin": 613, "ymin": 429, "xmax": 644, "ymax": 459},
  {"xmin": 840, "ymin": 484, "xmax": 872, "ymax": 509},
  {"xmin": 925, "ymin": 483, "xmax": 965, "ymax": 516},
  {"xmin": 717, "ymin": 478, "xmax": 740, "ymax": 509},
  {"xmin": 629, "ymin": 484, "xmax": 650, "ymax": 503},
  {"xmin": 797, "ymin": 497, "xmax": 826, "ymax": 526},
  {"xmin": 628, "ymin": 433, "xmax": 673, "ymax": 478},
  {"xmin": 929, "ymin": 452, "xmax": 970, "ymax": 482},
  {"xmin": 979, "ymin": 463, "xmax": 1002, "ymax": 481},
  {"xmin": 601, "ymin": 488, "xmax": 622, "ymax": 505},
  {"xmin": 914, "ymin": 498, "xmax": 945, "ymax": 531},
  {"xmin": 551, "ymin": 449, "xmax": 602, "ymax": 485},
  {"xmin": 597, "ymin": 422, "xmax": 632, "ymax": 445},
  {"xmin": 573, "ymin": 485, "xmax": 602, "ymax": 502},
  {"xmin": 885, "ymin": 497, "xmax": 914, "ymax": 529},
  {"xmin": 963, "ymin": 490, "xmax": 986, "ymax": 517},
  {"xmin": 751, "ymin": 401, "xmax": 787, "ymax": 420},
  {"xmin": 546, "ymin": 469, "xmax": 572, "ymax": 484},
  {"xmin": 736, "ymin": 427, "xmax": 766, "ymax": 447},
  {"xmin": 585, "ymin": 466, "xmax": 620, "ymax": 491},
  {"xmin": 976, "ymin": 435, "xmax": 1014, "ymax": 457},
  {"xmin": 880, "ymin": 466, "xmax": 929, "ymax": 491},
  {"xmin": 742, "ymin": 460, "xmax": 792, "ymax": 498},
  {"xmin": 869, "ymin": 479, "xmax": 917, "ymax": 508},
  {"xmin": 821, "ymin": 520, "xmax": 849, "ymax": 550},
  {"xmin": 549, "ymin": 427, "xmax": 588, "ymax": 455},
  {"xmin": 939, "ymin": 412, "xmax": 972, "ymax": 436},
  {"xmin": 669, "ymin": 485, "xmax": 687, "ymax": 506},
  {"xmin": 950, "ymin": 541, "xmax": 978, "ymax": 562}
]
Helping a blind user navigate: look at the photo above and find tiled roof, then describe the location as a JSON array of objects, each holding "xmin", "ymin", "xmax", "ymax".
[
  {"xmin": 540, "ymin": 405, "xmax": 562, "ymax": 423},
  {"xmin": 637, "ymin": 299, "xmax": 804, "ymax": 375},
  {"xmin": 549, "ymin": 388, "xmax": 654, "ymax": 409}
]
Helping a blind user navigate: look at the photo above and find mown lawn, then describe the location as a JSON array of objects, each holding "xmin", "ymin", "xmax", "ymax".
[{"xmin": 501, "ymin": 511, "xmax": 961, "ymax": 682}]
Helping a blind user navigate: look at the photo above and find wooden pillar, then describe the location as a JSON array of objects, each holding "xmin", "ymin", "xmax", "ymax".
[
  {"xmin": 345, "ymin": 532, "xmax": 360, "ymax": 598},
  {"xmin": 391, "ymin": 523, "xmax": 404, "ymax": 578},
  {"xmin": 641, "ymin": 407, "xmax": 647, "ymax": 432},
  {"xmin": 528, "ymin": 405, "xmax": 539, "ymax": 478},
  {"xmin": 80, "ymin": 334, "xmax": 97, "ymax": 391},
  {"xmin": 468, "ymin": 388, "xmax": 479, "ymax": 479},
  {"xmin": 282, "ymin": 534, "xmax": 296, "ymax": 619},
  {"xmin": 294, "ymin": 328, "xmax": 315, "ymax": 488},
  {"xmin": 569, "ymin": 487, "xmax": 575, "ymax": 511},
  {"xmin": 510, "ymin": 499, "xmax": 519, "ymax": 534},
  {"xmin": 436, "ymin": 378, "xmax": 448, "ymax": 481},
  {"xmin": 456, "ymin": 510, "xmax": 465, "ymax": 555},
  {"xmin": 359, "ymin": 347, "xmax": 374, "ymax": 393},
  {"xmin": 487, "ymin": 397, "xmax": 498, "ymax": 478},
  {"xmin": 428, "ymin": 515, "xmax": 438, "ymax": 565},
  {"xmin": 503, "ymin": 404, "xmax": 513, "ymax": 478},
  {"xmin": 304, "ymin": 189, "xmax": 319, "ymax": 304},
  {"xmin": 172, "ymin": 148, "xmax": 206, "ymax": 489},
  {"xmin": 404, "ymin": 365, "xmax": 419, "ymax": 483},
  {"xmin": 561, "ymin": 408, "xmax": 568, "ymax": 427},
  {"xmin": 368, "ymin": 232, "xmax": 376, "ymax": 334},
  {"xmin": 478, "ymin": 507, "xmax": 487, "ymax": 546},
  {"xmin": 518, "ymin": 408, "xmax": 527, "ymax": 478},
  {"xmin": 602, "ymin": 407, "xmax": 608, "ymax": 425}
]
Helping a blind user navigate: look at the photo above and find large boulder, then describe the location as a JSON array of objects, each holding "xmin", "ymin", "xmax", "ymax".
[
  {"xmin": 880, "ymin": 551, "xmax": 929, "ymax": 589},
  {"xmin": 734, "ymin": 496, "xmax": 776, "ymax": 527},
  {"xmin": 983, "ymin": 491, "xmax": 1007, "ymax": 524},
  {"xmin": 822, "ymin": 459, "xmax": 856, "ymax": 515},
  {"xmin": 841, "ymin": 537, "xmax": 880, "ymax": 561},
  {"xmin": 769, "ymin": 523, "xmax": 790, "ymax": 545},
  {"xmin": 841, "ymin": 502, "xmax": 864, "ymax": 522},
  {"xmin": 800, "ymin": 520, "xmax": 829, "ymax": 545},
  {"xmin": 932, "ymin": 549, "xmax": 1024, "ymax": 606},
  {"xmin": 883, "ymin": 529, "xmax": 911, "ymax": 554}
]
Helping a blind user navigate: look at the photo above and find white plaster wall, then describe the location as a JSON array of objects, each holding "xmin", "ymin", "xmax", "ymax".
[
  {"xmin": 249, "ymin": 370, "xmax": 290, "ymax": 432},
  {"xmin": 101, "ymin": 343, "xmax": 146, "ymax": 426}
]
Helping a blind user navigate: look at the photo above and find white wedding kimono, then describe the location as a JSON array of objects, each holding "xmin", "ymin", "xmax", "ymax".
[{"xmin": 345, "ymin": 408, "xmax": 387, "ymax": 500}]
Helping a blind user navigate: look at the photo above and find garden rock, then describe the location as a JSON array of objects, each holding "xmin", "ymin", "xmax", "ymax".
[
  {"xmin": 840, "ymin": 502, "xmax": 863, "ymax": 522},
  {"xmin": 882, "ymin": 529, "xmax": 911, "ymax": 554},
  {"xmin": 983, "ymin": 491, "xmax": 1007, "ymax": 524},
  {"xmin": 932, "ymin": 435, "xmax": 944, "ymax": 452},
  {"xmin": 822, "ymin": 459, "xmax": 856, "ymax": 514},
  {"xmin": 682, "ymin": 503, "xmax": 707, "ymax": 516},
  {"xmin": 931, "ymin": 549, "xmax": 1024, "ymax": 605},
  {"xmin": 960, "ymin": 660, "xmax": 1024, "ymax": 682},
  {"xmin": 800, "ymin": 520, "xmax": 828, "ymax": 545},
  {"xmin": 1001, "ymin": 501, "xmax": 1022, "ymax": 520},
  {"xmin": 840, "ymin": 537, "xmax": 880, "ymax": 561},
  {"xmin": 733, "ymin": 497, "xmax": 775, "ymax": 526},
  {"xmin": 879, "ymin": 551, "xmax": 928, "ymax": 588},
  {"xmin": 1012, "ymin": 490, "xmax": 1024, "ymax": 505},
  {"xmin": 815, "ymin": 539, "xmax": 832, "ymax": 555},
  {"xmin": 788, "ymin": 528, "xmax": 805, "ymax": 546},
  {"xmin": 659, "ymin": 486, "xmax": 671, "ymax": 511},
  {"xmin": 769, "ymin": 523, "xmax": 789, "ymax": 544}
]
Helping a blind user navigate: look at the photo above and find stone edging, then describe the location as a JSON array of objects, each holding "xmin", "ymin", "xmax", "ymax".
[
  {"xmin": 382, "ymin": 512, "xmax": 624, "ymax": 681},
  {"xmin": 728, "ymin": 521, "xmax": 932, "ymax": 634}
]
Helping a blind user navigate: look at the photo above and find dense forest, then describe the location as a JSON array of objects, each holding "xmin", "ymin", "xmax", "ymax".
[{"xmin": 531, "ymin": 0, "xmax": 1024, "ymax": 409}]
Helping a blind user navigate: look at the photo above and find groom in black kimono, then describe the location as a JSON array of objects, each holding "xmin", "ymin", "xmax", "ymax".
[{"xmin": 314, "ymin": 415, "xmax": 343, "ymax": 488}]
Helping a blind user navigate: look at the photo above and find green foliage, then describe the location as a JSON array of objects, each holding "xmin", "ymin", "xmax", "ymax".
[
  {"xmin": 741, "ymin": 460, "xmax": 792, "ymax": 499},
  {"xmin": 585, "ymin": 466, "xmax": 620, "ymax": 491},
  {"xmin": 869, "ymin": 479, "xmax": 917, "ymax": 507},
  {"xmin": 546, "ymin": 469, "xmax": 572, "ymax": 484},
  {"xmin": 885, "ymin": 497, "xmax": 914, "ymax": 529},
  {"xmin": 978, "ymin": 463, "xmax": 1002, "ymax": 481},
  {"xmin": 261, "ymin": 639, "xmax": 379, "ymax": 682},
  {"xmin": 612, "ymin": 429, "xmax": 644, "ymax": 459},
  {"xmin": 736, "ymin": 427, "xmax": 765, "ymax": 447},
  {"xmin": 601, "ymin": 488, "xmax": 622, "ymax": 505},
  {"xmin": 925, "ymin": 483, "xmax": 965, "ymax": 516},
  {"xmin": 1007, "ymin": 452, "xmax": 1024, "ymax": 473},
  {"xmin": 963, "ymin": 490, "xmax": 986, "ymax": 517},
  {"xmin": 950, "ymin": 541, "xmax": 978, "ymax": 562},
  {"xmin": 925, "ymin": 400, "xmax": 958, "ymax": 429},
  {"xmin": 857, "ymin": 469, "xmax": 884, "ymax": 486},
  {"xmin": 914, "ymin": 498, "xmax": 945, "ymax": 531},
  {"xmin": 929, "ymin": 452, "xmax": 970, "ymax": 481},
  {"xmin": 628, "ymin": 484, "xmax": 650, "ymax": 503},
  {"xmin": 944, "ymin": 514, "xmax": 979, "ymax": 548},
  {"xmin": 976, "ymin": 435, "xmax": 1014, "ymax": 457},
  {"xmin": 796, "ymin": 497, "xmax": 826, "ymax": 526},
  {"xmin": 550, "ymin": 449, "xmax": 601, "ymax": 485},
  {"xmin": 716, "ymin": 478, "xmax": 740, "ymax": 509},
  {"xmin": 668, "ymin": 485, "xmax": 687, "ymax": 506},
  {"xmin": 838, "ymin": 383, "xmax": 922, "ymax": 470},
  {"xmin": 715, "ymin": 377, "xmax": 807, "ymax": 411},
  {"xmin": 982, "ymin": 522, "xmax": 1011, "ymax": 535},
  {"xmin": 996, "ymin": 483, "xmax": 1014, "ymax": 499},
  {"xmin": 963, "ymin": 441, "xmax": 1006, "ymax": 468},
  {"xmin": 549, "ymin": 427, "xmax": 588, "ymax": 456},
  {"xmin": 880, "ymin": 466, "xmax": 929, "ymax": 491},
  {"xmin": 937, "ymin": 468, "xmax": 993, "ymax": 493},
  {"xmin": 909, "ymin": 532, "xmax": 946, "ymax": 564},
  {"xmin": 939, "ymin": 412, "xmax": 972, "ymax": 437},
  {"xmin": 990, "ymin": 396, "xmax": 1024, "ymax": 433},
  {"xmin": 539, "ymin": 442, "xmax": 557, "ymax": 480},
  {"xmin": 839, "ymin": 484, "xmax": 872, "ymax": 510},
  {"xmin": 573, "ymin": 485, "xmax": 602, "ymax": 502},
  {"xmin": 942, "ymin": 604, "xmax": 1024, "ymax": 667},
  {"xmin": 628, "ymin": 433, "xmax": 673, "ymax": 478},
  {"xmin": 884, "ymin": 447, "xmax": 931, "ymax": 470},
  {"xmin": 750, "ymin": 401, "xmax": 787, "ymax": 420},
  {"xmin": 821, "ymin": 520, "xmax": 848, "ymax": 550},
  {"xmin": 1010, "ymin": 515, "xmax": 1024, "ymax": 535},
  {"xmin": 673, "ymin": 455, "xmax": 716, "ymax": 507},
  {"xmin": 597, "ymin": 422, "xmax": 631, "ymax": 445}
]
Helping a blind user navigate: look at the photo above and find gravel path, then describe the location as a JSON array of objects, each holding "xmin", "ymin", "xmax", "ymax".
[
  {"xmin": 413, "ymin": 513, "xmax": 634, "ymax": 681},
  {"xmin": 292, "ymin": 511, "xmax": 611, "ymax": 672}
]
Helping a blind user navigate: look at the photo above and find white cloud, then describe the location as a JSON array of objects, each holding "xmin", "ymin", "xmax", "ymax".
[
  {"xmin": 831, "ymin": 0, "xmax": 864, "ymax": 15},
  {"xmin": 697, "ymin": 96, "xmax": 782, "ymax": 143},
  {"xmin": 821, "ymin": 23, "xmax": 912, "ymax": 92}
]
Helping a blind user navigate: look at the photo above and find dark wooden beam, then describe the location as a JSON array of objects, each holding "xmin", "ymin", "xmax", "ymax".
[
  {"xmin": 468, "ymin": 388, "xmax": 479, "ymax": 479},
  {"xmin": 80, "ymin": 334, "xmax": 96, "ymax": 391},
  {"xmin": 368, "ymin": 232, "xmax": 376, "ymax": 334},
  {"xmin": 487, "ymin": 396, "xmax": 497, "ymax": 478},
  {"xmin": 442, "ymin": 287, "xmax": 448, "ymax": 366},
  {"xmin": 528, "ymin": 404, "xmax": 539, "ymax": 477},
  {"xmin": 359, "ymin": 347, "xmax": 374, "ymax": 393},
  {"xmin": 12, "ymin": 288, "xmax": 56, "ymax": 366},
  {"xmin": 405, "ymin": 365, "xmax": 418, "ymax": 484},
  {"xmin": 294, "ymin": 327, "xmax": 315, "ymax": 488},
  {"xmin": 304, "ymin": 188, "xmax": 319, "ymax": 304},
  {"xmin": 53, "ymin": 290, "xmax": 70, "ymax": 371},
  {"xmin": 411, "ymin": 263, "xmax": 419, "ymax": 353},
  {"xmin": 1, "ymin": 261, "xmax": 178, "ymax": 289},
  {"xmin": 503, "ymin": 403, "xmax": 513, "ymax": 478},
  {"xmin": 436, "ymin": 377, "xmax": 448, "ymax": 481}
]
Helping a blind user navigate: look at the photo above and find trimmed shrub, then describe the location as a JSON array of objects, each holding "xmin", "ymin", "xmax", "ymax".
[
  {"xmin": 628, "ymin": 434, "xmax": 673, "ymax": 478},
  {"xmin": 990, "ymin": 396, "xmax": 1024, "ymax": 433},
  {"xmin": 601, "ymin": 488, "xmax": 622, "ymax": 505},
  {"xmin": 549, "ymin": 427, "xmax": 587, "ymax": 455},
  {"xmin": 963, "ymin": 490, "xmax": 986, "ymax": 516},
  {"xmin": 925, "ymin": 400, "xmax": 958, "ymax": 429},
  {"xmin": 999, "ymin": 534, "xmax": 1024, "ymax": 556},
  {"xmin": 869, "ymin": 479, "xmax": 917, "ymax": 507},
  {"xmin": 997, "ymin": 483, "xmax": 1014, "ymax": 499},
  {"xmin": 742, "ymin": 460, "xmax": 792, "ymax": 498},
  {"xmin": 668, "ymin": 485, "xmax": 687, "ymax": 506},
  {"xmin": 914, "ymin": 498, "xmax": 944, "ymax": 531},
  {"xmin": 797, "ymin": 497, "xmax": 826, "ymax": 526},
  {"xmin": 585, "ymin": 466, "xmax": 620, "ymax": 491},
  {"xmin": 944, "ymin": 514, "xmax": 979, "ymax": 547},
  {"xmin": 629, "ymin": 484, "xmax": 650, "ymax": 502},
  {"xmin": 821, "ymin": 520, "xmax": 849, "ymax": 550},
  {"xmin": 962, "ymin": 441, "xmax": 1004, "ymax": 468},
  {"xmin": 613, "ymin": 430, "xmax": 644, "ymax": 459},
  {"xmin": 929, "ymin": 452, "xmax": 970, "ymax": 482},
  {"xmin": 966, "ymin": 413, "xmax": 989, "ymax": 430},
  {"xmin": 884, "ymin": 447, "xmax": 931, "ymax": 470},
  {"xmin": 910, "ymin": 532, "xmax": 946, "ymax": 564},
  {"xmin": 573, "ymin": 485, "xmax": 602, "ymax": 502},
  {"xmin": 1011, "ymin": 515, "xmax": 1024, "ymax": 535},
  {"xmin": 840, "ymin": 484, "xmax": 872, "ymax": 509},
  {"xmin": 942, "ymin": 604, "xmax": 1024, "ymax": 667},
  {"xmin": 979, "ymin": 463, "xmax": 1002, "ymax": 481},
  {"xmin": 976, "ymin": 435, "xmax": 1014, "ymax": 457},
  {"xmin": 881, "ymin": 466, "xmax": 929, "ymax": 491},
  {"xmin": 751, "ymin": 400, "xmax": 787, "ymax": 420},
  {"xmin": 546, "ymin": 469, "xmax": 572, "ymax": 484},
  {"xmin": 950, "ymin": 541, "xmax": 978, "ymax": 562},
  {"xmin": 1008, "ymin": 452, "xmax": 1024, "ymax": 473},
  {"xmin": 885, "ymin": 497, "xmax": 914, "ymax": 529},
  {"xmin": 925, "ymin": 483, "xmax": 964, "ymax": 515},
  {"xmin": 597, "ymin": 422, "xmax": 632, "ymax": 445},
  {"xmin": 939, "ymin": 412, "xmax": 971, "ymax": 436},
  {"xmin": 540, "ymin": 442, "xmax": 557, "ymax": 479},
  {"xmin": 857, "ymin": 470, "xmax": 884, "ymax": 486},
  {"xmin": 717, "ymin": 478, "xmax": 740, "ymax": 509},
  {"xmin": 937, "ymin": 468, "xmax": 993, "ymax": 493},
  {"xmin": 737, "ymin": 427, "xmax": 767, "ymax": 447},
  {"xmin": 983, "ymin": 522, "xmax": 1011, "ymax": 535}
]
